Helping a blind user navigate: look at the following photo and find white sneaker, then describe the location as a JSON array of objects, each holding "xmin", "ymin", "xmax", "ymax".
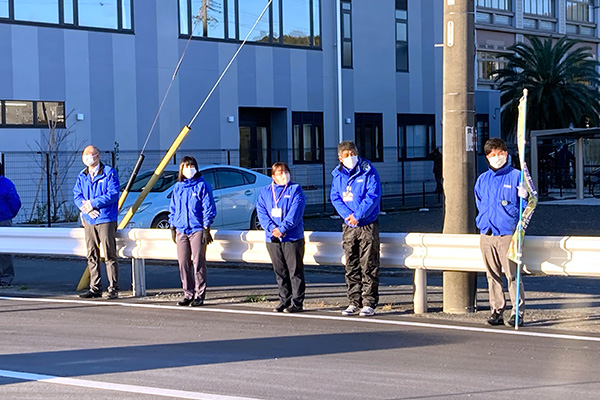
[
  {"xmin": 359, "ymin": 306, "xmax": 375, "ymax": 317},
  {"xmin": 341, "ymin": 305, "xmax": 359, "ymax": 316}
]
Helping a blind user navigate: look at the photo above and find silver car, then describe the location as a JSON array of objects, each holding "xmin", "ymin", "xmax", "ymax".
[{"xmin": 118, "ymin": 165, "xmax": 271, "ymax": 229}]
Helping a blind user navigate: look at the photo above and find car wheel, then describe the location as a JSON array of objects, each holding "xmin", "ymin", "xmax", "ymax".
[
  {"xmin": 151, "ymin": 213, "xmax": 171, "ymax": 229},
  {"xmin": 250, "ymin": 210, "xmax": 262, "ymax": 230}
]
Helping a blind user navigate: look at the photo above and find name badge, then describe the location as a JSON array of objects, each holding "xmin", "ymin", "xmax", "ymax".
[
  {"xmin": 343, "ymin": 192, "xmax": 353, "ymax": 202},
  {"xmin": 271, "ymin": 208, "xmax": 282, "ymax": 218}
]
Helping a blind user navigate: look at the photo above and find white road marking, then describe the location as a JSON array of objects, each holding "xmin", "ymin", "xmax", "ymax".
[
  {"xmin": 2, "ymin": 295, "xmax": 600, "ymax": 343},
  {"xmin": 0, "ymin": 368, "xmax": 262, "ymax": 400}
]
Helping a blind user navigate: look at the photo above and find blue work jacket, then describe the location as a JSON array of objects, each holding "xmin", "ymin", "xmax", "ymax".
[
  {"xmin": 73, "ymin": 163, "xmax": 120, "ymax": 225},
  {"xmin": 475, "ymin": 160, "xmax": 525, "ymax": 236},
  {"xmin": 330, "ymin": 158, "xmax": 381, "ymax": 227},
  {"xmin": 256, "ymin": 182, "xmax": 305, "ymax": 242},
  {"xmin": 0, "ymin": 176, "xmax": 21, "ymax": 222},
  {"xmin": 169, "ymin": 176, "xmax": 216, "ymax": 235}
]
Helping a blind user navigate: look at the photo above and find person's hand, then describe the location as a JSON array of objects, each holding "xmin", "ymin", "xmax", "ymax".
[
  {"xmin": 201, "ymin": 227, "xmax": 213, "ymax": 245},
  {"xmin": 88, "ymin": 210, "xmax": 100, "ymax": 219},
  {"xmin": 81, "ymin": 200, "xmax": 93, "ymax": 214},
  {"xmin": 345, "ymin": 214, "xmax": 359, "ymax": 227},
  {"xmin": 517, "ymin": 185, "xmax": 528, "ymax": 199},
  {"xmin": 170, "ymin": 227, "xmax": 177, "ymax": 244},
  {"xmin": 272, "ymin": 228, "xmax": 284, "ymax": 238}
]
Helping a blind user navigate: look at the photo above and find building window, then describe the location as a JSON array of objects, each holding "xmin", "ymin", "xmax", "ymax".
[
  {"xmin": 398, "ymin": 114, "xmax": 436, "ymax": 160},
  {"xmin": 179, "ymin": 0, "xmax": 321, "ymax": 48},
  {"xmin": 292, "ymin": 112, "xmax": 323, "ymax": 164},
  {"xmin": 567, "ymin": 0, "xmax": 593, "ymax": 22},
  {"xmin": 355, "ymin": 113, "xmax": 383, "ymax": 162},
  {"xmin": 477, "ymin": 51, "xmax": 507, "ymax": 82},
  {"xmin": 0, "ymin": 100, "xmax": 65, "ymax": 128},
  {"xmin": 524, "ymin": 0, "xmax": 554, "ymax": 16},
  {"xmin": 476, "ymin": 115, "xmax": 490, "ymax": 155},
  {"xmin": 476, "ymin": 0, "xmax": 511, "ymax": 10},
  {"xmin": 395, "ymin": 0, "xmax": 408, "ymax": 72},
  {"xmin": 341, "ymin": 0, "xmax": 352, "ymax": 68},
  {"xmin": 0, "ymin": 0, "xmax": 133, "ymax": 32}
]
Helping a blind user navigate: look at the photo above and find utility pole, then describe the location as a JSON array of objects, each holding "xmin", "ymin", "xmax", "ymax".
[{"xmin": 442, "ymin": 0, "xmax": 477, "ymax": 313}]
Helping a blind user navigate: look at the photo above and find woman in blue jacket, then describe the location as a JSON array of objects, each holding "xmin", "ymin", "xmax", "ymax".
[
  {"xmin": 169, "ymin": 156, "xmax": 216, "ymax": 307},
  {"xmin": 257, "ymin": 162, "xmax": 306, "ymax": 313}
]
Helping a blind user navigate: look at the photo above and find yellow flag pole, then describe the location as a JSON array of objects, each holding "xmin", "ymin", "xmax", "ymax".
[{"xmin": 76, "ymin": 0, "xmax": 273, "ymax": 292}]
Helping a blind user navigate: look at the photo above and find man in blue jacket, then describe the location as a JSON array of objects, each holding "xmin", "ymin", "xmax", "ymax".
[
  {"xmin": 0, "ymin": 166, "xmax": 22, "ymax": 286},
  {"xmin": 330, "ymin": 141, "xmax": 381, "ymax": 317},
  {"xmin": 475, "ymin": 138, "xmax": 528, "ymax": 327},
  {"xmin": 257, "ymin": 162, "xmax": 306, "ymax": 313},
  {"xmin": 73, "ymin": 145, "xmax": 120, "ymax": 299}
]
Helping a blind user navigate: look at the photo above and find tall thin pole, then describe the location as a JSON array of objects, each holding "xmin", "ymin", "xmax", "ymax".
[
  {"xmin": 336, "ymin": 0, "xmax": 343, "ymax": 143},
  {"xmin": 442, "ymin": 0, "xmax": 477, "ymax": 313}
]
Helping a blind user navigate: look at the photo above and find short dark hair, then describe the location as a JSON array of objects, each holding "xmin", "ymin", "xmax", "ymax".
[
  {"xmin": 270, "ymin": 162, "xmax": 290, "ymax": 176},
  {"xmin": 178, "ymin": 156, "xmax": 202, "ymax": 182},
  {"xmin": 483, "ymin": 138, "xmax": 507, "ymax": 155},
  {"xmin": 337, "ymin": 140, "xmax": 358, "ymax": 156}
]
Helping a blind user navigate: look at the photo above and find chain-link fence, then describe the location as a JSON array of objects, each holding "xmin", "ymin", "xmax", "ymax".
[{"xmin": 1, "ymin": 147, "xmax": 443, "ymax": 225}]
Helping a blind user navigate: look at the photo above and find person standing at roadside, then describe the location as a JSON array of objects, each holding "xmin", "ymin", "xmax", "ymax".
[
  {"xmin": 257, "ymin": 162, "xmax": 306, "ymax": 313},
  {"xmin": 330, "ymin": 141, "xmax": 381, "ymax": 317},
  {"xmin": 73, "ymin": 146, "xmax": 120, "ymax": 299},
  {"xmin": 475, "ymin": 138, "xmax": 528, "ymax": 327},
  {"xmin": 169, "ymin": 156, "xmax": 216, "ymax": 307},
  {"xmin": 0, "ymin": 164, "xmax": 22, "ymax": 286}
]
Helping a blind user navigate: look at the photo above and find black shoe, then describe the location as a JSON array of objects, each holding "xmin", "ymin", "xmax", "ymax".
[
  {"xmin": 487, "ymin": 310, "xmax": 504, "ymax": 326},
  {"xmin": 190, "ymin": 298, "xmax": 204, "ymax": 307},
  {"xmin": 79, "ymin": 290, "xmax": 102, "ymax": 299},
  {"xmin": 177, "ymin": 298, "xmax": 193, "ymax": 306},
  {"xmin": 106, "ymin": 291, "xmax": 118, "ymax": 299},
  {"xmin": 284, "ymin": 305, "xmax": 303, "ymax": 313},
  {"xmin": 273, "ymin": 303, "xmax": 289, "ymax": 313},
  {"xmin": 506, "ymin": 314, "xmax": 524, "ymax": 327}
]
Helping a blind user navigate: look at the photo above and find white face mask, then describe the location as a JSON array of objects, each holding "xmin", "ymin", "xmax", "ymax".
[
  {"xmin": 82, "ymin": 154, "xmax": 96, "ymax": 167},
  {"xmin": 342, "ymin": 155, "xmax": 359, "ymax": 170},
  {"xmin": 488, "ymin": 154, "xmax": 507, "ymax": 169},
  {"xmin": 182, "ymin": 167, "xmax": 197, "ymax": 179}
]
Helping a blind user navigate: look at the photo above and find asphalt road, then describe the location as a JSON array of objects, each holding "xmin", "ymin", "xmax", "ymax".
[{"xmin": 1, "ymin": 297, "xmax": 600, "ymax": 400}]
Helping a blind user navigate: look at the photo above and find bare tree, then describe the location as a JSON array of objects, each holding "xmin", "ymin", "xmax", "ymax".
[{"xmin": 28, "ymin": 106, "xmax": 84, "ymax": 223}]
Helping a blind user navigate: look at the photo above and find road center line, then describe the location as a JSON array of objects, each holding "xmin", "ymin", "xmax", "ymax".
[
  {"xmin": 0, "ymin": 368, "xmax": 261, "ymax": 400},
  {"xmin": 2, "ymin": 295, "xmax": 600, "ymax": 343}
]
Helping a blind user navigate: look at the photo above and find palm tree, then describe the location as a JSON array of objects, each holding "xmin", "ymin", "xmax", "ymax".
[{"xmin": 493, "ymin": 35, "xmax": 600, "ymax": 140}]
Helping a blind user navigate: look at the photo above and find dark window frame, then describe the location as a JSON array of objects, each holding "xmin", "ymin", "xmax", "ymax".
[
  {"xmin": 179, "ymin": 0, "xmax": 322, "ymax": 50},
  {"xmin": 0, "ymin": 100, "xmax": 66, "ymax": 129},
  {"xmin": 476, "ymin": 114, "xmax": 490, "ymax": 156},
  {"xmin": 0, "ymin": 0, "xmax": 134, "ymax": 33},
  {"xmin": 395, "ymin": 0, "xmax": 408, "ymax": 72},
  {"xmin": 397, "ymin": 114, "xmax": 436, "ymax": 161},
  {"xmin": 292, "ymin": 111, "xmax": 324, "ymax": 165},
  {"xmin": 341, "ymin": 0, "xmax": 352, "ymax": 68},
  {"xmin": 355, "ymin": 113, "xmax": 384, "ymax": 162}
]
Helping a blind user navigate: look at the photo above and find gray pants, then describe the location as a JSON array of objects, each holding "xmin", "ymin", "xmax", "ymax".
[
  {"xmin": 0, "ymin": 220, "xmax": 14, "ymax": 285},
  {"xmin": 84, "ymin": 220, "xmax": 119, "ymax": 293},
  {"xmin": 266, "ymin": 239, "xmax": 306, "ymax": 308},
  {"xmin": 342, "ymin": 220, "xmax": 380, "ymax": 308},
  {"xmin": 480, "ymin": 234, "xmax": 525, "ymax": 316},
  {"xmin": 176, "ymin": 231, "xmax": 207, "ymax": 300}
]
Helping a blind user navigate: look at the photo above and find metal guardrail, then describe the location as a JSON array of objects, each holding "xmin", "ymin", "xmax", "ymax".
[{"xmin": 1, "ymin": 227, "xmax": 599, "ymax": 313}]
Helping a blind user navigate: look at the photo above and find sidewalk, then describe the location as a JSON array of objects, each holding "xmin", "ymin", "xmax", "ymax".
[{"xmin": 2, "ymin": 255, "xmax": 599, "ymax": 335}]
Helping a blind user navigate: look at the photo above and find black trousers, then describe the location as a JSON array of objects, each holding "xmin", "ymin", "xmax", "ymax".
[
  {"xmin": 342, "ymin": 220, "xmax": 380, "ymax": 308},
  {"xmin": 266, "ymin": 239, "xmax": 305, "ymax": 308}
]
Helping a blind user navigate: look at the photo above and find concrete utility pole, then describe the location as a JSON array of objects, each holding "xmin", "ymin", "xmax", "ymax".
[{"xmin": 442, "ymin": 0, "xmax": 478, "ymax": 313}]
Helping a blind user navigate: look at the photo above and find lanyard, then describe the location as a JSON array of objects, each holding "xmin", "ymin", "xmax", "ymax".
[{"xmin": 271, "ymin": 182, "xmax": 288, "ymax": 207}]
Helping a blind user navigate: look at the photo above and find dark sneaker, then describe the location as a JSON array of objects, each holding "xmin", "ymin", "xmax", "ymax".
[
  {"xmin": 106, "ymin": 291, "xmax": 118, "ymax": 300},
  {"xmin": 273, "ymin": 303, "xmax": 287, "ymax": 313},
  {"xmin": 487, "ymin": 310, "xmax": 504, "ymax": 326},
  {"xmin": 506, "ymin": 314, "xmax": 524, "ymax": 328},
  {"xmin": 79, "ymin": 290, "xmax": 102, "ymax": 299},
  {"xmin": 283, "ymin": 305, "xmax": 303, "ymax": 313},
  {"xmin": 190, "ymin": 298, "xmax": 204, "ymax": 307},
  {"xmin": 177, "ymin": 298, "xmax": 193, "ymax": 306}
]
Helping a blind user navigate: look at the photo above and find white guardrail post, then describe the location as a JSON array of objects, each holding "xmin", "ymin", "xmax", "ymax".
[{"xmin": 2, "ymin": 228, "xmax": 600, "ymax": 308}]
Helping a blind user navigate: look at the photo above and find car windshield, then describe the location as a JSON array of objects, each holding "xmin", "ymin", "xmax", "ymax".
[{"xmin": 120, "ymin": 171, "xmax": 178, "ymax": 192}]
